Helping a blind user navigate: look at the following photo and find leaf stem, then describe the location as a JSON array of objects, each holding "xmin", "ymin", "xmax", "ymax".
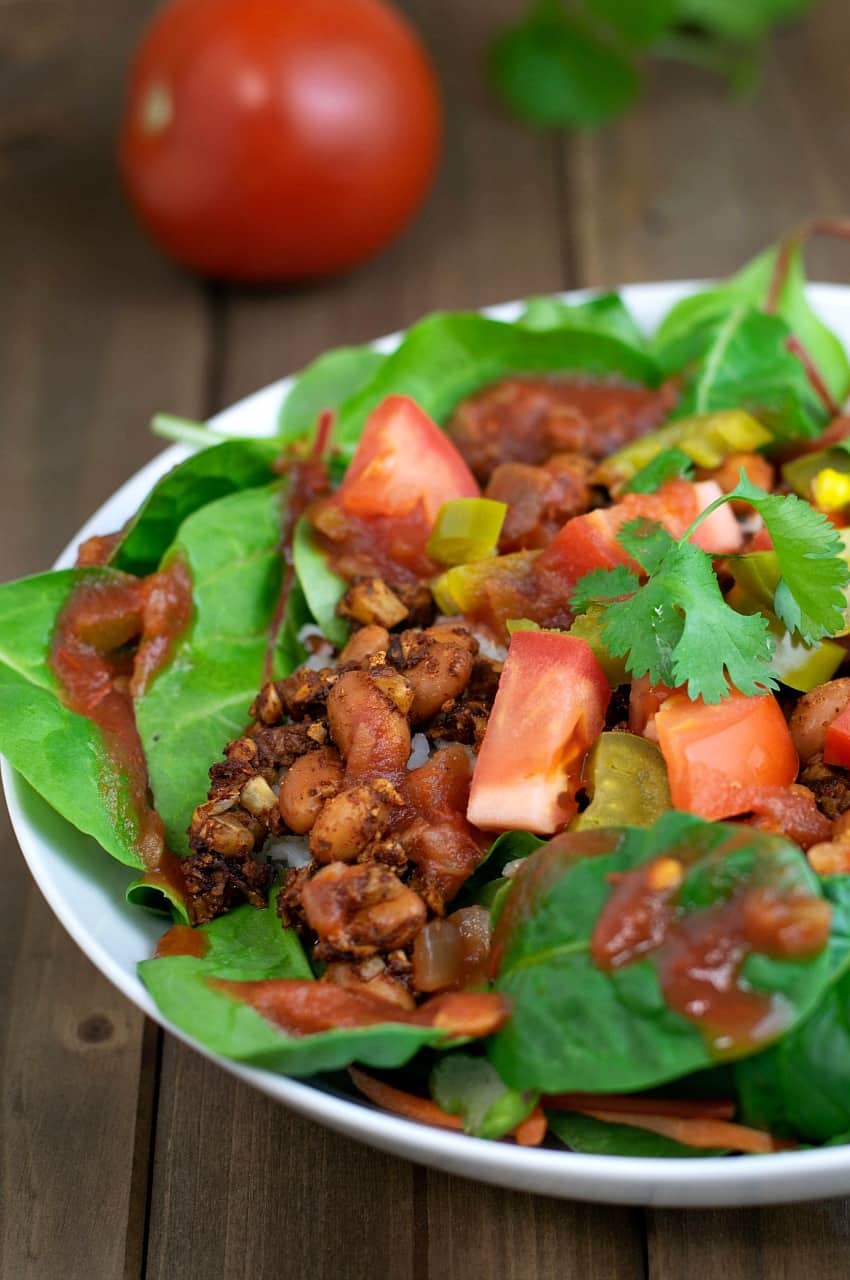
[
  {"xmin": 151, "ymin": 412, "xmax": 237, "ymax": 450},
  {"xmin": 785, "ymin": 335, "xmax": 841, "ymax": 418},
  {"xmin": 765, "ymin": 217, "xmax": 850, "ymax": 314},
  {"xmin": 676, "ymin": 489, "xmax": 735, "ymax": 547}
]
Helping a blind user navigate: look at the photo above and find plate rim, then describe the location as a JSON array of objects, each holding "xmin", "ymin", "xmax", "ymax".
[{"xmin": 6, "ymin": 278, "xmax": 850, "ymax": 1207}]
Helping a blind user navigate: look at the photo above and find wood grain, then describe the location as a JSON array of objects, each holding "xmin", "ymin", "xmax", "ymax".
[
  {"xmin": 648, "ymin": 1201, "xmax": 850, "ymax": 1280},
  {"xmin": 143, "ymin": 1, "xmax": 641, "ymax": 1275},
  {"xmin": 567, "ymin": 0, "xmax": 850, "ymax": 290},
  {"xmin": 0, "ymin": 2, "xmax": 207, "ymax": 1277},
  {"xmin": 568, "ymin": 2, "xmax": 850, "ymax": 1274},
  {"xmin": 5, "ymin": 1, "xmax": 850, "ymax": 1277}
]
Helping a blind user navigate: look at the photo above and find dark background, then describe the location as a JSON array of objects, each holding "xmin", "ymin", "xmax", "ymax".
[{"xmin": 3, "ymin": 1, "xmax": 850, "ymax": 1276}]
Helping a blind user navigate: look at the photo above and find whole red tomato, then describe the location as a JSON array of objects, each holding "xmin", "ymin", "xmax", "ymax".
[{"xmin": 119, "ymin": 0, "xmax": 442, "ymax": 282}]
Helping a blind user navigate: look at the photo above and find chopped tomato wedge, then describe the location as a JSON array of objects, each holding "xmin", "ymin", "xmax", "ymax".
[
  {"xmin": 467, "ymin": 630, "xmax": 611, "ymax": 833},
  {"xmin": 536, "ymin": 478, "xmax": 742, "ymax": 598},
  {"xmin": 825, "ymin": 702, "xmax": 850, "ymax": 769},
  {"xmin": 333, "ymin": 395, "xmax": 478, "ymax": 521},
  {"xmin": 690, "ymin": 480, "xmax": 744, "ymax": 554},
  {"xmin": 310, "ymin": 395, "xmax": 480, "ymax": 579},
  {"xmin": 655, "ymin": 690, "xmax": 799, "ymax": 821}
]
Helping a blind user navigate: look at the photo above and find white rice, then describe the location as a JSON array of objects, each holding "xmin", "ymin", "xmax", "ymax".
[
  {"xmin": 407, "ymin": 732, "xmax": 431, "ymax": 770},
  {"xmin": 266, "ymin": 833, "xmax": 311, "ymax": 868}
]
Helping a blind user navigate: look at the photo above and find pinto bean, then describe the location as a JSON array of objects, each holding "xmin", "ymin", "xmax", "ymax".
[
  {"xmin": 789, "ymin": 679, "xmax": 850, "ymax": 763},
  {"xmin": 301, "ymin": 862, "xmax": 427, "ymax": 957},
  {"xmin": 278, "ymin": 747, "xmax": 344, "ymax": 834},
  {"xmin": 404, "ymin": 637, "xmax": 474, "ymax": 722},
  {"xmin": 327, "ymin": 669, "xmax": 411, "ymax": 778},
  {"xmin": 338, "ymin": 625, "xmax": 390, "ymax": 665},
  {"xmin": 309, "ymin": 780, "xmax": 401, "ymax": 863}
]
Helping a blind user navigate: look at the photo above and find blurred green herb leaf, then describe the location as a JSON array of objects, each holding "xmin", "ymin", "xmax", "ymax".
[
  {"xmin": 489, "ymin": 5, "xmax": 639, "ymax": 128},
  {"xmin": 491, "ymin": 0, "xmax": 816, "ymax": 130}
]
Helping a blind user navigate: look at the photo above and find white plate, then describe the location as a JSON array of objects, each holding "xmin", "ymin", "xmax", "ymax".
[{"xmin": 6, "ymin": 281, "xmax": 850, "ymax": 1208}]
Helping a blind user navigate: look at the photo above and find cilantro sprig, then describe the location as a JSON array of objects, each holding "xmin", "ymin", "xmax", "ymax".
[{"xmin": 570, "ymin": 476, "xmax": 850, "ymax": 703}]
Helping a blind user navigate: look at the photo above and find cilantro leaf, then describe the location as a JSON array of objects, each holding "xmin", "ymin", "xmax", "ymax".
[
  {"xmin": 616, "ymin": 519, "xmax": 676, "ymax": 576},
  {"xmin": 623, "ymin": 448, "xmax": 695, "ymax": 494},
  {"xmin": 709, "ymin": 474, "xmax": 850, "ymax": 641},
  {"xmin": 600, "ymin": 572, "xmax": 684, "ymax": 688},
  {"xmin": 569, "ymin": 564, "xmax": 638, "ymax": 614},
  {"xmin": 602, "ymin": 541, "xmax": 777, "ymax": 702}
]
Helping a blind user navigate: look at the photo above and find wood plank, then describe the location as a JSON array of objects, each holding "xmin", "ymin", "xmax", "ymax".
[
  {"xmin": 145, "ymin": 1, "xmax": 642, "ymax": 1275},
  {"xmin": 567, "ymin": 1, "xmax": 850, "ymax": 1273},
  {"xmin": 647, "ymin": 1202, "xmax": 850, "ymax": 1280},
  {"xmin": 423, "ymin": 1170, "xmax": 644, "ymax": 1280},
  {"xmin": 567, "ymin": 0, "xmax": 850, "ymax": 289},
  {"xmin": 145, "ymin": 1041, "xmax": 418, "ymax": 1280},
  {"xmin": 217, "ymin": 0, "xmax": 567, "ymax": 405},
  {"xmin": 0, "ymin": 2, "xmax": 208, "ymax": 1277}
]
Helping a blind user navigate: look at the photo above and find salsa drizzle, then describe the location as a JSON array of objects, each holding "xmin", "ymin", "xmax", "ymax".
[{"xmin": 50, "ymin": 560, "xmax": 193, "ymax": 898}]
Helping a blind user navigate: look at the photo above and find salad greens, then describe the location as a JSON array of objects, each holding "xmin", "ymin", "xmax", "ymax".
[
  {"xmin": 5, "ymin": 226, "xmax": 850, "ymax": 1158},
  {"xmin": 0, "ymin": 568, "xmax": 149, "ymax": 870},
  {"xmin": 430, "ymin": 1053, "xmax": 539, "ymax": 1139},
  {"xmin": 139, "ymin": 889, "xmax": 467, "ymax": 1075},
  {"xmin": 488, "ymin": 813, "xmax": 831, "ymax": 1093},
  {"xmin": 546, "ymin": 1110, "xmax": 727, "ymax": 1158},
  {"xmin": 111, "ymin": 438, "xmax": 282, "ymax": 577},
  {"xmin": 135, "ymin": 484, "xmax": 304, "ymax": 855},
  {"xmin": 332, "ymin": 311, "xmax": 660, "ymax": 458}
]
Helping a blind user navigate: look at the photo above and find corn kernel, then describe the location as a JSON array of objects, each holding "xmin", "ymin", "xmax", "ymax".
[
  {"xmin": 647, "ymin": 857, "xmax": 684, "ymax": 892},
  {"xmin": 812, "ymin": 468, "xmax": 850, "ymax": 513}
]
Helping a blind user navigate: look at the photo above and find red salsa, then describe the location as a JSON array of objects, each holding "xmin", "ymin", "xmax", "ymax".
[
  {"xmin": 590, "ymin": 844, "xmax": 831, "ymax": 1053},
  {"xmin": 49, "ymin": 559, "xmax": 193, "ymax": 887},
  {"xmin": 155, "ymin": 923, "xmax": 210, "ymax": 959}
]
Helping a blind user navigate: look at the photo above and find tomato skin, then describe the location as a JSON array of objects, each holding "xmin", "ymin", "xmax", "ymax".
[
  {"xmin": 655, "ymin": 691, "xmax": 799, "ymax": 821},
  {"xmin": 335, "ymin": 396, "xmax": 479, "ymax": 522},
  {"xmin": 310, "ymin": 396, "xmax": 478, "ymax": 579},
  {"xmin": 537, "ymin": 479, "xmax": 741, "ymax": 598},
  {"xmin": 824, "ymin": 702, "xmax": 850, "ymax": 768},
  {"xmin": 119, "ymin": 0, "xmax": 442, "ymax": 281},
  {"xmin": 467, "ymin": 631, "xmax": 611, "ymax": 834}
]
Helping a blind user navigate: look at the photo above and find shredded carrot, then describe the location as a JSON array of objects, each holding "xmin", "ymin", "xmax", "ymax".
[
  {"xmin": 513, "ymin": 1106, "xmax": 547, "ymax": 1147},
  {"xmin": 579, "ymin": 1108, "xmax": 790, "ymax": 1154},
  {"xmin": 349, "ymin": 1068, "xmax": 463, "ymax": 1131},
  {"xmin": 350, "ymin": 1069, "xmax": 548, "ymax": 1145},
  {"xmin": 544, "ymin": 1093, "xmax": 736, "ymax": 1121}
]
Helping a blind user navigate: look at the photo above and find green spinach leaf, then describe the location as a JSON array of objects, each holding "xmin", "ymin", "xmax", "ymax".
[
  {"xmin": 139, "ymin": 893, "xmax": 462, "ymax": 1075},
  {"xmin": 654, "ymin": 243, "xmax": 850, "ymax": 405},
  {"xmin": 278, "ymin": 344, "xmax": 386, "ymax": 445},
  {"xmin": 135, "ymin": 484, "xmax": 304, "ymax": 852},
  {"xmin": 292, "ymin": 516, "xmax": 349, "ymax": 648},
  {"xmin": 333, "ymin": 313, "xmax": 659, "ymax": 459},
  {"xmin": 547, "ymin": 1109, "xmax": 726, "ymax": 1157},
  {"xmin": 519, "ymin": 292, "xmax": 647, "ymax": 351},
  {"xmin": 734, "ymin": 876, "xmax": 850, "ymax": 1143},
  {"xmin": 0, "ymin": 568, "xmax": 147, "ymax": 870},
  {"xmin": 673, "ymin": 305, "xmax": 826, "ymax": 440},
  {"xmin": 458, "ymin": 830, "xmax": 545, "ymax": 906},
  {"xmin": 112, "ymin": 438, "xmax": 282, "ymax": 578},
  {"xmin": 488, "ymin": 813, "xmax": 831, "ymax": 1093}
]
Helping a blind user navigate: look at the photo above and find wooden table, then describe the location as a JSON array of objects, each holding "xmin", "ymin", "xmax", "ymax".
[{"xmin": 4, "ymin": 2, "xmax": 850, "ymax": 1275}]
